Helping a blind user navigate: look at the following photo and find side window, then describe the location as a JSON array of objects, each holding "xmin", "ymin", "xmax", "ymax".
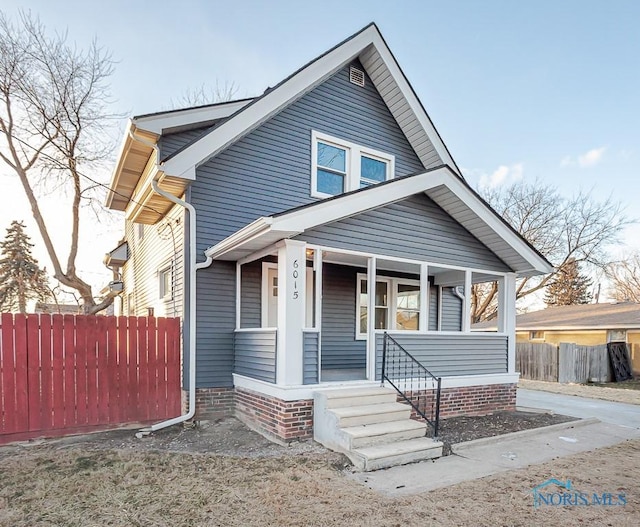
[
  {"xmin": 159, "ymin": 266, "xmax": 172, "ymax": 300},
  {"xmin": 312, "ymin": 131, "xmax": 394, "ymax": 198}
]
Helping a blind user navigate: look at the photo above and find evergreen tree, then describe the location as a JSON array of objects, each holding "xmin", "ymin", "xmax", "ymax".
[
  {"xmin": 0, "ymin": 221, "xmax": 50, "ymax": 313},
  {"xmin": 544, "ymin": 259, "xmax": 593, "ymax": 306}
]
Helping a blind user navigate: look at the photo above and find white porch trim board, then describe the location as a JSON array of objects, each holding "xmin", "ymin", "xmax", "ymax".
[{"xmin": 233, "ymin": 372, "xmax": 521, "ymax": 402}]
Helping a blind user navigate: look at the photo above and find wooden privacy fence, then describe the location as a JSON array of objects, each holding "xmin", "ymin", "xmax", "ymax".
[
  {"xmin": 517, "ymin": 342, "xmax": 612, "ymax": 383},
  {"xmin": 0, "ymin": 313, "xmax": 181, "ymax": 444}
]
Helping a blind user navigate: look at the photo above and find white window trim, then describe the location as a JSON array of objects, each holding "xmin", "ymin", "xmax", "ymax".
[
  {"xmin": 356, "ymin": 273, "xmax": 421, "ymax": 339},
  {"xmin": 158, "ymin": 264, "xmax": 173, "ymax": 300},
  {"xmin": 311, "ymin": 130, "xmax": 395, "ymax": 199},
  {"xmin": 529, "ymin": 330, "xmax": 545, "ymax": 341}
]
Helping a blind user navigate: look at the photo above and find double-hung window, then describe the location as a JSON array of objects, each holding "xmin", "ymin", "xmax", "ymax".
[
  {"xmin": 312, "ymin": 131, "xmax": 394, "ymax": 198},
  {"xmin": 357, "ymin": 275, "xmax": 420, "ymax": 338}
]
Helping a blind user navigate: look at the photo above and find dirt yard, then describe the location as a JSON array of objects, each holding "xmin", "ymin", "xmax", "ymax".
[{"xmin": 1, "ymin": 418, "xmax": 638, "ymax": 526}]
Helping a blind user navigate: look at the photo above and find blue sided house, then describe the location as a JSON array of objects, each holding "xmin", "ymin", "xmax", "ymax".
[{"xmin": 105, "ymin": 23, "xmax": 551, "ymax": 469}]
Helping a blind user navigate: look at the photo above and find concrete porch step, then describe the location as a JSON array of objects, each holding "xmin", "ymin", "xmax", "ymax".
[
  {"xmin": 352, "ymin": 437, "xmax": 443, "ymax": 471},
  {"xmin": 331, "ymin": 402, "xmax": 411, "ymax": 427},
  {"xmin": 343, "ymin": 419, "xmax": 427, "ymax": 448},
  {"xmin": 323, "ymin": 387, "xmax": 398, "ymax": 408}
]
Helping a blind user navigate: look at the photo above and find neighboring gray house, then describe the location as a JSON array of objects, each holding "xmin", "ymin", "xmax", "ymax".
[{"xmin": 105, "ymin": 24, "xmax": 551, "ymax": 458}]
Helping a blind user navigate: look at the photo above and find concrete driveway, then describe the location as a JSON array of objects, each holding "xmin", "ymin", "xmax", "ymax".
[{"xmin": 517, "ymin": 388, "xmax": 640, "ymax": 428}]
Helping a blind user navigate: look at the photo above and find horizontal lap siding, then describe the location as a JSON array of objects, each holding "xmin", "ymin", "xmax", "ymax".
[
  {"xmin": 429, "ymin": 286, "xmax": 438, "ymax": 331},
  {"xmin": 159, "ymin": 126, "xmax": 213, "ymax": 160},
  {"xmin": 303, "ymin": 331, "xmax": 319, "ymax": 384},
  {"xmin": 441, "ymin": 287, "xmax": 462, "ymax": 331},
  {"xmin": 122, "ymin": 205, "xmax": 185, "ymax": 318},
  {"xmin": 241, "ymin": 261, "xmax": 261, "ymax": 328},
  {"xmin": 322, "ymin": 264, "xmax": 366, "ymax": 370},
  {"xmin": 296, "ymin": 194, "xmax": 510, "ymax": 272},
  {"xmin": 190, "ymin": 60, "xmax": 427, "ymax": 251},
  {"xmin": 376, "ymin": 333, "xmax": 508, "ymax": 379},
  {"xmin": 234, "ymin": 331, "xmax": 277, "ymax": 383},
  {"xmin": 195, "ymin": 262, "xmax": 236, "ymax": 387}
]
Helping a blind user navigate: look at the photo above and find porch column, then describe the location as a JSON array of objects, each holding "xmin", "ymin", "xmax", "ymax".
[
  {"xmin": 276, "ymin": 239, "xmax": 306, "ymax": 385},
  {"xmin": 498, "ymin": 273, "xmax": 517, "ymax": 373},
  {"xmin": 419, "ymin": 263, "xmax": 428, "ymax": 332},
  {"xmin": 314, "ymin": 249, "xmax": 323, "ymax": 382},
  {"xmin": 366, "ymin": 256, "xmax": 377, "ymax": 381},
  {"xmin": 462, "ymin": 270, "xmax": 472, "ymax": 332}
]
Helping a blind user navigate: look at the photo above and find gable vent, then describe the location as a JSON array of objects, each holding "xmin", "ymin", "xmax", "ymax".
[{"xmin": 349, "ymin": 66, "xmax": 365, "ymax": 87}]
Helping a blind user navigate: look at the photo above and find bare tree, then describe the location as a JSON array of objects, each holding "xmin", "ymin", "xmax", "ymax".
[
  {"xmin": 169, "ymin": 80, "xmax": 239, "ymax": 109},
  {"xmin": 0, "ymin": 10, "xmax": 118, "ymax": 314},
  {"xmin": 606, "ymin": 252, "xmax": 640, "ymax": 303},
  {"xmin": 472, "ymin": 180, "xmax": 628, "ymax": 321}
]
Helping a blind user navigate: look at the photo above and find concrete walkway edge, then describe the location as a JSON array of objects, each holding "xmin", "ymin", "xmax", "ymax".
[{"xmin": 451, "ymin": 417, "xmax": 600, "ymax": 453}]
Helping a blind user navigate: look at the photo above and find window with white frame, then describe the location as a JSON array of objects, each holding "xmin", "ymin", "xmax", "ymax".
[
  {"xmin": 159, "ymin": 266, "xmax": 172, "ymax": 300},
  {"xmin": 312, "ymin": 131, "xmax": 394, "ymax": 198},
  {"xmin": 357, "ymin": 275, "xmax": 420, "ymax": 338}
]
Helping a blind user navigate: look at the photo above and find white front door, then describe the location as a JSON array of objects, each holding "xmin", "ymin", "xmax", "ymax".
[
  {"xmin": 266, "ymin": 267, "xmax": 279, "ymax": 327},
  {"xmin": 262, "ymin": 262, "xmax": 314, "ymax": 328}
]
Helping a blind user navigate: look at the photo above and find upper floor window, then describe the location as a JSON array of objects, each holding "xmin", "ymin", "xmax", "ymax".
[{"xmin": 311, "ymin": 131, "xmax": 394, "ymax": 198}]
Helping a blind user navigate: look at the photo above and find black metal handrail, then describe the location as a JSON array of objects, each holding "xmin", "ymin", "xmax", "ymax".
[{"xmin": 381, "ymin": 332, "xmax": 442, "ymax": 438}]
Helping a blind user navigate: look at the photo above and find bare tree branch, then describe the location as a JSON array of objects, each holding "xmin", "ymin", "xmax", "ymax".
[{"xmin": 472, "ymin": 179, "xmax": 631, "ymax": 321}]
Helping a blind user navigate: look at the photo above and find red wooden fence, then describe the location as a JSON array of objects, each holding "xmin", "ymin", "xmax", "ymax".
[{"xmin": 0, "ymin": 313, "xmax": 181, "ymax": 444}]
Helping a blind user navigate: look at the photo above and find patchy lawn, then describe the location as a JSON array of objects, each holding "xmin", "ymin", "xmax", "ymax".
[{"xmin": 1, "ymin": 433, "xmax": 639, "ymax": 526}]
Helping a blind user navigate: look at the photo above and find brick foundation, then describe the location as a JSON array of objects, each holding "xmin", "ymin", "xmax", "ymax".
[
  {"xmin": 402, "ymin": 383, "xmax": 517, "ymax": 420},
  {"xmin": 188, "ymin": 387, "xmax": 235, "ymax": 421},
  {"xmin": 190, "ymin": 382, "xmax": 515, "ymax": 440},
  {"xmin": 235, "ymin": 387, "xmax": 313, "ymax": 442}
]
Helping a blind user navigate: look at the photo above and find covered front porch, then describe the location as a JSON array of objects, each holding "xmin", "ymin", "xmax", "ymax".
[{"xmin": 230, "ymin": 239, "xmax": 517, "ymax": 390}]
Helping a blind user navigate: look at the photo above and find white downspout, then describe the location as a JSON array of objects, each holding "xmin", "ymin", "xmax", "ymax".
[{"xmin": 128, "ymin": 129, "xmax": 212, "ymax": 434}]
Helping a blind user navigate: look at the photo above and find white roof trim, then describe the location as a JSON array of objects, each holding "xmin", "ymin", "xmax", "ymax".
[
  {"xmin": 517, "ymin": 325, "xmax": 640, "ymax": 331},
  {"xmin": 134, "ymin": 99, "xmax": 254, "ymax": 136},
  {"xmin": 205, "ymin": 166, "xmax": 552, "ymax": 275},
  {"xmin": 160, "ymin": 24, "xmax": 459, "ymax": 180}
]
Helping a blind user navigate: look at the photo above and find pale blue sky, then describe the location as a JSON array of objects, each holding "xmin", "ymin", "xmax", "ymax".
[{"xmin": 1, "ymin": 0, "xmax": 639, "ymax": 291}]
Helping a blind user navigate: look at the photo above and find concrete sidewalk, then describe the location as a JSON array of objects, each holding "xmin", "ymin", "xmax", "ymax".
[{"xmin": 348, "ymin": 418, "xmax": 640, "ymax": 496}]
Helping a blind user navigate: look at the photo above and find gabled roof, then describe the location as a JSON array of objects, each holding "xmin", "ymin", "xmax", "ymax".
[
  {"xmin": 205, "ymin": 165, "xmax": 553, "ymax": 277},
  {"xmin": 159, "ymin": 23, "xmax": 461, "ymax": 180},
  {"xmin": 514, "ymin": 303, "xmax": 640, "ymax": 330}
]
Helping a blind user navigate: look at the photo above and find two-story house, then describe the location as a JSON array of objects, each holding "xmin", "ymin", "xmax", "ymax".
[{"xmin": 105, "ymin": 24, "xmax": 551, "ymax": 469}]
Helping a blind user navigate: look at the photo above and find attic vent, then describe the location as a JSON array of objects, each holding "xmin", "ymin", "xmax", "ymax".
[{"xmin": 349, "ymin": 66, "xmax": 365, "ymax": 87}]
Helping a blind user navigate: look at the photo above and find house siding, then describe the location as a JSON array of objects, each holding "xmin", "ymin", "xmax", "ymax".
[
  {"xmin": 159, "ymin": 126, "xmax": 213, "ymax": 160},
  {"xmin": 441, "ymin": 286, "xmax": 463, "ymax": 331},
  {"xmin": 234, "ymin": 330, "xmax": 277, "ymax": 383},
  {"xmin": 375, "ymin": 333, "xmax": 508, "ymax": 378},
  {"xmin": 303, "ymin": 331, "xmax": 320, "ymax": 384},
  {"xmin": 121, "ymin": 204, "xmax": 185, "ymax": 318},
  {"xmin": 295, "ymin": 194, "xmax": 510, "ymax": 272},
  {"xmin": 195, "ymin": 262, "xmax": 236, "ymax": 388},
  {"xmin": 190, "ymin": 60, "xmax": 428, "ymax": 252},
  {"xmin": 240, "ymin": 260, "xmax": 262, "ymax": 328},
  {"xmin": 191, "ymin": 61, "xmax": 430, "ymax": 388},
  {"xmin": 321, "ymin": 264, "xmax": 366, "ymax": 371}
]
